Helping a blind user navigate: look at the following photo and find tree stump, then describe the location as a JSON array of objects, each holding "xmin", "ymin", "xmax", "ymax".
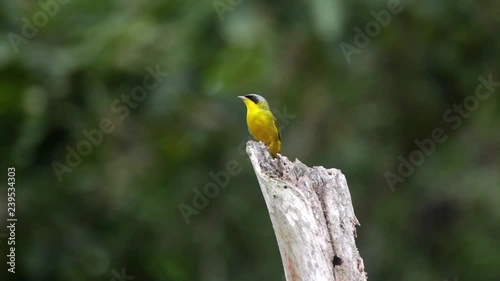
[{"xmin": 246, "ymin": 141, "xmax": 367, "ymax": 281}]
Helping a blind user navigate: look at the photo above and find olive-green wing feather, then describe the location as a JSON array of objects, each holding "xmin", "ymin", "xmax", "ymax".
[{"xmin": 273, "ymin": 116, "xmax": 281, "ymax": 141}]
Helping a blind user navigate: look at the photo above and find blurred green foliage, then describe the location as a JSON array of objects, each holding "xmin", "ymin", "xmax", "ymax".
[{"xmin": 0, "ymin": 0, "xmax": 499, "ymax": 280}]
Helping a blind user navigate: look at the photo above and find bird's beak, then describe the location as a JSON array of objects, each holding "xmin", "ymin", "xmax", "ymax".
[{"xmin": 238, "ymin": 96, "xmax": 247, "ymax": 100}]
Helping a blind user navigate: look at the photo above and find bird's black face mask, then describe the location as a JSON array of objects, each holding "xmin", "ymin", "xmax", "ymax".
[{"xmin": 245, "ymin": 94, "xmax": 261, "ymax": 104}]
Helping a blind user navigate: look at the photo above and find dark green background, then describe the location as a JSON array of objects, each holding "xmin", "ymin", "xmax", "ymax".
[{"xmin": 1, "ymin": 0, "xmax": 499, "ymax": 280}]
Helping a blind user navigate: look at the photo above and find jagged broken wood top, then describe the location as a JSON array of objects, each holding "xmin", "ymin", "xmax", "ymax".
[{"xmin": 246, "ymin": 141, "xmax": 366, "ymax": 281}]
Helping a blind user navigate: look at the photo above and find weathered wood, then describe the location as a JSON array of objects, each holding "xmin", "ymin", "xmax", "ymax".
[{"xmin": 246, "ymin": 141, "xmax": 367, "ymax": 281}]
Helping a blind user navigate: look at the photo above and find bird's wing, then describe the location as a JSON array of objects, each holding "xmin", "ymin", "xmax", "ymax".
[{"xmin": 273, "ymin": 116, "xmax": 281, "ymax": 141}]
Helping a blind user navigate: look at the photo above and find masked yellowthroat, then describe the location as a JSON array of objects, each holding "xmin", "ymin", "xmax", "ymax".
[{"xmin": 238, "ymin": 94, "xmax": 281, "ymax": 157}]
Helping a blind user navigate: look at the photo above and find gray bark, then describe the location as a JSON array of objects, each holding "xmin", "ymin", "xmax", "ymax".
[{"xmin": 246, "ymin": 141, "xmax": 367, "ymax": 281}]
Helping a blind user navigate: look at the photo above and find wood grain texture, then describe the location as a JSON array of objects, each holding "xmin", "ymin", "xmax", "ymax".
[{"xmin": 246, "ymin": 141, "xmax": 367, "ymax": 281}]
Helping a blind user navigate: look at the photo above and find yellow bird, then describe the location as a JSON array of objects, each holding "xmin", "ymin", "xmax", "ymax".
[{"xmin": 238, "ymin": 94, "xmax": 281, "ymax": 157}]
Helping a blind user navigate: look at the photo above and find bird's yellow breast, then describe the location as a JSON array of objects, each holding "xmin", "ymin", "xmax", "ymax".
[{"xmin": 244, "ymin": 100, "xmax": 281, "ymax": 156}]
